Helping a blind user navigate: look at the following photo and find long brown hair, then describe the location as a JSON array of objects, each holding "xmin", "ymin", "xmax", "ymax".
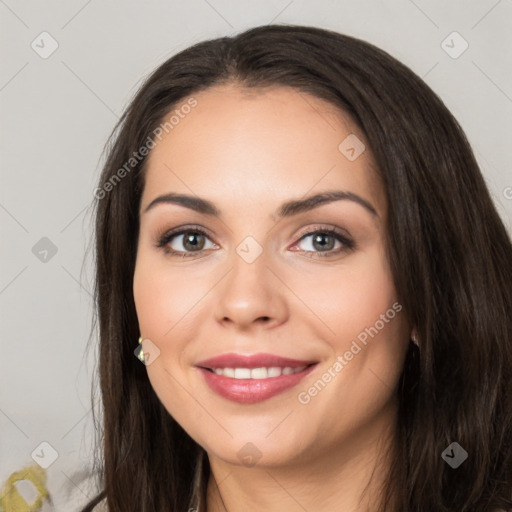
[{"xmin": 81, "ymin": 24, "xmax": 512, "ymax": 512}]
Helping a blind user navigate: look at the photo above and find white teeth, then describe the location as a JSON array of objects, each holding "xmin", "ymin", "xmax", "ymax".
[
  {"xmin": 234, "ymin": 368, "xmax": 251, "ymax": 379},
  {"xmin": 210, "ymin": 366, "xmax": 307, "ymax": 379},
  {"xmin": 250, "ymin": 367, "xmax": 268, "ymax": 379},
  {"xmin": 267, "ymin": 367, "xmax": 282, "ymax": 378}
]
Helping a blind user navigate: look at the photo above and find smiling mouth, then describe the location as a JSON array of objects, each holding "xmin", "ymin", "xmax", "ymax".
[{"xmin": 197, "ymin": 362, "xmax": 319, "ymax": 404}]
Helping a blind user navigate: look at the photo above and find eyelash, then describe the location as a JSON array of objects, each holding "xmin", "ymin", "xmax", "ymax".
[{"xmin": 155, "ymin": 224, "xmax": 355, "ymax": 259}]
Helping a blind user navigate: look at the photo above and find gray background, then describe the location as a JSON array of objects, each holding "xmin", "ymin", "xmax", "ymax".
[{"xmin": 1, "ymin": 1, "xmax": 511, "ymax": 510}]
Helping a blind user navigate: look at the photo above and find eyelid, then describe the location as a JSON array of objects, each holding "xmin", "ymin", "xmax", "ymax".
[
  {"xmin": 294, "ymin": 223, "xmax": 352, "ymax": 241},
  {"xmin": 156, "ymin": 223, "xmax": 213, "ymax": 240}
]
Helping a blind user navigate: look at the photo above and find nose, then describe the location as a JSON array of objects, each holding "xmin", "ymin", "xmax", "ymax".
[{"xmin": 213, "ymin": 242, "xmax": 288, "ymax": 331}]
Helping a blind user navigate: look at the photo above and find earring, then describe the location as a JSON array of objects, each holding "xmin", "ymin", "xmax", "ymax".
[
  {"xmin": 411, "ymin": 333, "xmax": 419, "ymax": 347},
  {"xmin": 136, "ymin": 336, "xmax": 145, "ymax": 362}
]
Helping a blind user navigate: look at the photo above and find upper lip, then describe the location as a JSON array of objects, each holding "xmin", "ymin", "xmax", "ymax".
[{"xmin": 195, "ymin": 352, "xmax": 318, "ymax": 369}]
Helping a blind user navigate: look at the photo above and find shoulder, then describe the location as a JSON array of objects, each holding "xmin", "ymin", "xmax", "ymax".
[{"xmin": 91, "ymin": 497, "xmax": 108, "ymax": 512}]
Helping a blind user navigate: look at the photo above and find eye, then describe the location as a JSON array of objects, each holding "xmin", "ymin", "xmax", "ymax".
[
  {"xmin": 155, "ymin": 225, "xmax": 355, "ymax": 259},
  {"xmin": 155, "ymin": 225, "xmax": 217, "ymax": 258},
  {"xmin": 290, "ymin": 227, "xmax": 355, "ymax": 258}
]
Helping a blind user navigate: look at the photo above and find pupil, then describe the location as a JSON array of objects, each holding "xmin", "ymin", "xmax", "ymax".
[
  {"xmin": 313, "ymin": 234, "xmax": 333, "ymax": 251},
  {"xmin": 185, "ymin": 232, "xmax": 204, "ymax": 251}
]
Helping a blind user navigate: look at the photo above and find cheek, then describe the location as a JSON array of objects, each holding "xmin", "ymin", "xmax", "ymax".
[
  {"xmin": 291, "ymin": 245, "xmax": 398, "ymax": 345},
  {"xmin": 133, "ymin": 256, "xmax": 201, "ymax": 413},
  {"xmin": 292, "ymin": 251, "xmax": 406, "ymax": 440},
  {"xmin": 133, "ymin": 253, "xmax": 208, "ymax": 338}
]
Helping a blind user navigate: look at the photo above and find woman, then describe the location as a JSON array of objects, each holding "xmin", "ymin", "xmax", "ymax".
[{"xmin": 81, "ymin": 24, "xmax": 512, "ymax": 512}]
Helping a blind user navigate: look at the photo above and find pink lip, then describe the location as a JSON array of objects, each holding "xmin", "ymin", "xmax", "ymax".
[
  {"xmin": 195, "ymin": 352, "xmax": 318, "ymax": 404},
  {"xmin": 195, "ymin": 352, "xmax": 317, "ymax": 369}
]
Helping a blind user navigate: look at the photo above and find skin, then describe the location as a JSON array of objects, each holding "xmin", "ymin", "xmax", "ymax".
[{"xmin": 133, "ymin": 84, "xmax": 413, "ymax": 511}]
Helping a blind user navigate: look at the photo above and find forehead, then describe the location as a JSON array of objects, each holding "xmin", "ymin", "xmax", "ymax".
[{"xmin": 140, "ymin": 84, "xmax": 386, "ymax": 220}]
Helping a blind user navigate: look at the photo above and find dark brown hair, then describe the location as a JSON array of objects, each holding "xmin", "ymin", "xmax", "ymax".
[{"xmin": 81, "ymin": 24, "xmax": 512, "ymax": 512}]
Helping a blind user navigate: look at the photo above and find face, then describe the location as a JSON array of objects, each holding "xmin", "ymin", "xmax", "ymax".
[{"xmin": 133, "ymin": 84, "xmax": 411, "ymax": 469}]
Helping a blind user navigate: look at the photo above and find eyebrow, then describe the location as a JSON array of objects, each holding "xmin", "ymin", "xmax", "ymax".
[{"xmin": 142, "ymin": 190, "xmax": 378, "ymax": 218}]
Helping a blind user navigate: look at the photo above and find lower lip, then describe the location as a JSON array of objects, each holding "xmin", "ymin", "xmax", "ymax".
[{"xmin": 197, "ymin": 365, "xmax": 317, "ymax": 404}]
